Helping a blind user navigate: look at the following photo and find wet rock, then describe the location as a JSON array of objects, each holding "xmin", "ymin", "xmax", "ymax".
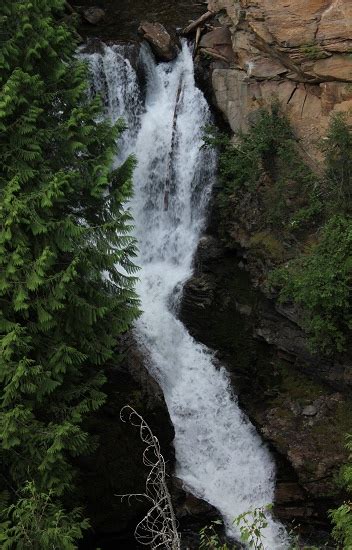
[
  {"xmin": 236, "ymin": 302, "xmax": 252, "ymax": 316},
  {"xmin": 275, "ymin": 481, "xmax": 306, "ymax": 504},
  {"xmin": 138, "ymin": 21, "xmax": 179, "ymax": 62},
  {"xmin": 182, "ymin": 275, "xmax": 216, "ymax": 310},
  {"xmin": 302, "ymin": 405, "xmax": 318, "ymax": 417},
  {"xmin": 180, "ymin": 230, "xmax": 351, "ymax": 528},
  {"xmin": 262, "ymin": 391, "xmax": 349, "ymax": 498},
  {"xmin": 83, "ymin": 6, "xmax": 105, "ymax": 25},
  {"xmin": 172, "ymin": 478, "xmax": 223, "ymax": 550},
  {"xmin": 196, "ymin": 235, "xmax": 224, "ymax": 263},
  {"xmin": 173, "ymin": 478, "xmax": 218, "ymax": 520}
]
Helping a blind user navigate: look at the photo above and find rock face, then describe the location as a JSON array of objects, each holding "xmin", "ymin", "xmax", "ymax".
[
  {"xmin": 180, "ymin": 232, "xmax": 351, "ymax": 532},
  {"xmin": 138, "ymin": 21, "xmax": 179, "ymax": 62},
  {"xmin": 204, "ymin": 0, "xmax": 352, "ymax": 161},
  {"xmin": 198, "ymin": 26, "xmax": 236, "ymax": 64}
]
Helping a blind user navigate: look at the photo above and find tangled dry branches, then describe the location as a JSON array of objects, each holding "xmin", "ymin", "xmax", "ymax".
[{"xmin": 119, "ymin": 405, "xmax": 181, "ymax": 550}]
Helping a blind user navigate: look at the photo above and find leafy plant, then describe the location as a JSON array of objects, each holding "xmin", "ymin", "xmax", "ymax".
[
  {"xmin": 234, "ymin": 505, "xmax": 274, "ymax": 550},
  {"xmin": 300, "ymin": 44, "xmax": 326, "ymax": 61},
  {"xmin": 0, "ymin": 482, "xmax": 88, "ymax": 549},
  {"xmin": 198, "ymin": 508, "xmax": 321, "ymax": 550},
  {"xmin": 205, "ymin": 103, "xmax": 319, "ymax": 230},
  {"xmin": 330, "ymin": 435, "xmax": 352, "ymax": 548},
  {"xmin": 199, "ymin": 521, "xmax": 231, "ymax": 550},
  {"xmin": 268, "ymin": 114, "xmax": 352, "ymax": 354},
  {"xmin": 270, "ymin": 215, "xmax": 352, "ymax": 354},
  {"xmin": 206, "ymin": 104, "xmax": 293, "ymax": 195},
  {"xmin": 323, "ymin": 113, "xmax": 352, "ymax": 212}
]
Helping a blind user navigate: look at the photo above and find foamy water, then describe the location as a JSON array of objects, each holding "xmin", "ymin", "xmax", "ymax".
[{"xmin": 86, "ymin": 42, "xmax": 288, "ymax": 548}]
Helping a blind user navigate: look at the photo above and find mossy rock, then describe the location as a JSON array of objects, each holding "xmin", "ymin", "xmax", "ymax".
[{"xmin": 249, "ymin": 231, "xmax": 286, "ymax": 262}]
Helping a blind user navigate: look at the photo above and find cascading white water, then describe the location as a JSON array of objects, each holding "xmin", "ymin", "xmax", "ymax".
[{"xmin": 86, "ymin": 42, "xmax": 288, "ymax": 549}]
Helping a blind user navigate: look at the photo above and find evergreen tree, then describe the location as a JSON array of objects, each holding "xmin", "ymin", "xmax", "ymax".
[{"xmin": 0, "ymin": 0, "xmax": 139, "ymax": 544}]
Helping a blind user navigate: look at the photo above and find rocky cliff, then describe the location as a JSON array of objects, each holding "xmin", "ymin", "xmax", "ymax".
[
  {"xmin": 196, "ymin": 0, "xmax": 352, "ymax": 388},
  {"xmin": 180, "ymin": 0, "xmax": 352, "ymax": 538},
  {"xmin": 180, "ymin": 231, "xmax": 351, "ymax": 537},
  {"xmin": 204, "ymin": 0, "xmax": 352, "ymax": 165}
]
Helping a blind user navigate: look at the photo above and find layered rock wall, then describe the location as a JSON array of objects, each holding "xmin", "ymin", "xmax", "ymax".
[{"xmin": 207, "ymin": 0, "xmax": 352, "ymax": 162}]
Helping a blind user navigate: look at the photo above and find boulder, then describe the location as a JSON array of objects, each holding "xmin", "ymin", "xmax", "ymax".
[
  {"xmin": 83, "ymin": 6, "xmax": 105, "ymax": 25},
  {"xmin": 138, "ymin": 22, "xmax": 178, "ymax": 62}
]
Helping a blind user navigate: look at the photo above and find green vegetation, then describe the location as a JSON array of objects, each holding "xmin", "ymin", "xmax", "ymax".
[
  {"xmin": 299, "ymin": 44, "xmax": 327, "ymax": 61},
  {"xmin": 324, "ymin": 112, "xmax": 352, "ymax": 212},
  {"xmin": 199, "ymin": 507, "xmax": 271, "ymax": 550},
  {"xmin": 233, "ymin": 506, "xmax": 273, "ymax": 549},
  {"xmin": 206, "ymin": 103, "xmax": 319, "ymax": 229},
  {"xmin": 330, "ymin": 436, "xmax": 352, "ymax": 548},
  {"xmin": 0, "ymin": 482, "xmax": 89, "ymax": 549},
  {"xmin": 209, "ymin": 103, "xmax": 352, "ymax": 355},
  {"xmin": 271, "ymin": 114, "xmax": 352, "ymax": 355},
  {"xmin": 271, "ymin": 215, "xmax": 352, "ymax": 353},
  {"xmin": 0, "ymin": 0, "xmax": 139, "ymax": 546},
  {"xmin": 199, "ymin": 507, "xmax": 320, "ymax": 550}
]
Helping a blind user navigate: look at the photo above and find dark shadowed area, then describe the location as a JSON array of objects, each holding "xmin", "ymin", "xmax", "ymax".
[{"xmin": 71, "ymin": 0, "xmax": 206, "ymax": 41}]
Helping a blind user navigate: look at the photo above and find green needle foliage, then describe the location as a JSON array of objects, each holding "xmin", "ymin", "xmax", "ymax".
[
  {"xmin": 324, "ymin": 113, "xmax": 352, "ymax": 212},
  {"xmin": 0, "ymin": 0, "xmax": 139, "ymax": 545},
  {"xmin": 205, "ymin": 103, "xmax": 318, "ymax": 229}
]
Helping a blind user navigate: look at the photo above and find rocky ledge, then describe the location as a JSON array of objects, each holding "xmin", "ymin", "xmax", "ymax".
[{"xmin": 197, "ymin": 0, "xmax": 352, "ymax": 164}]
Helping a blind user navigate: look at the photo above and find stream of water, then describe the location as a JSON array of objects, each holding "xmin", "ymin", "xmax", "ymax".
[{"xmin": 85, "ymin": 42, "xmax": 288, "ymax": 549}]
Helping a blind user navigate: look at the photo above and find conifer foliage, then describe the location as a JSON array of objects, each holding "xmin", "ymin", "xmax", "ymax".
[{"xmin": 0, "ymin": 0, "xmax": 139, "ymax": 545}]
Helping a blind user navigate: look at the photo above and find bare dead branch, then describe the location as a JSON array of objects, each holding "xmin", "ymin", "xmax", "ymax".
[{"xmin": 119, "ymin": 406, "xmax": 181, "ymax": 550}]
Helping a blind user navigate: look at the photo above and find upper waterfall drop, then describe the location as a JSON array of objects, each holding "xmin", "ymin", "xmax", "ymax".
[{"xmin": 86, "ymin": 41, "xmax": 289, "ymax": 549}]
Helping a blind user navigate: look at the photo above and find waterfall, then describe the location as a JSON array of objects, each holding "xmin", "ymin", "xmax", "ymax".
[{"xmin": 85, "ymin": 42, "xmax": 288, "ymax": 549}]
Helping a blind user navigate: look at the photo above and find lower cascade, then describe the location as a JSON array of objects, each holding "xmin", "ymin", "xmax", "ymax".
[{"xmin": 86, "ymin": 41, "xmax": 288, "ymax": 548}]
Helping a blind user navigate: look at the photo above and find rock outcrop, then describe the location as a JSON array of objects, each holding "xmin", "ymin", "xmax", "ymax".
[
  {"xmin": 203, "ymin": 0, "xmax": 352, "ymax": 162},
  {"xmin": 180, "ymin": 233, "xmax": 351, "ymax": 532},
  {"xmin": 138, "ymin": 21, "xmax": 179, "ymax": 62},
  {"xmin": 185, "ymin": 1, "xmax": 352, "ymax": 532}
]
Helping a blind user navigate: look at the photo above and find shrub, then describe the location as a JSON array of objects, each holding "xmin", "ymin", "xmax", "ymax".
[
  {"xmin": 271, "ymin": 215, "xmax": 352, "ymax": 354},
  {"xmin": 206, "ymin": 103, "xmax": 319, "ymax": 229},
  {"xmin": 323, "ymin": 113, "xmax": 352, "ymax": 212},
  {"xmin": 329, "ymin": 435, "xmax": 352, "ymax": 548}
]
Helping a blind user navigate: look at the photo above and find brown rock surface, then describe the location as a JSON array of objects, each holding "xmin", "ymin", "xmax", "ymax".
[
  {"xmin": 312, "ymin": 54, "xmax": 352, "ymax": 81},
  {"xmin": 204, "ymin": 0, "xmax": 352, "ymax": 159},
  {"xmin": 199, "ymin": 26, "xmax": 236, "ymax": 64},
  {"xmin": 138, "ymin": 21, "xmax": 178, "ymax": 62},
  {"xmin": 262, "ymin": 392, "xmax": 349, "ymax": 498}
]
